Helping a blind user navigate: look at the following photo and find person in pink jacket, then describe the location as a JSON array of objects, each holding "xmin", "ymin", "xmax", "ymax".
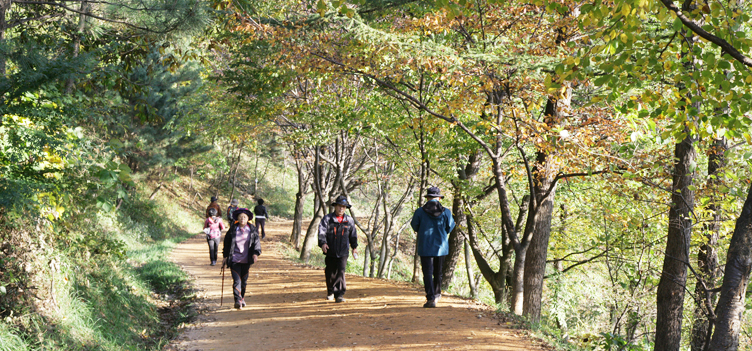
[{"xmin": 204, "ymin": 208, "xmax": 225, "ymax": 266}]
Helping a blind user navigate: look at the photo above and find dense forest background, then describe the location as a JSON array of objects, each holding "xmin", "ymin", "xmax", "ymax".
[{"xmin": 1, "ymin": 0, "xmax": 752, "ymax": 350}]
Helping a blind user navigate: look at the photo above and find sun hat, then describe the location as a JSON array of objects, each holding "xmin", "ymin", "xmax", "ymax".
[
  {"xmin": 211, "ymin": 196, "xmax": 218, "ymax": 202},
  {"xmin": 230, "ymin": 199, "xmax": 239, "ymax": 206},
  {"xmin": 424, "ymin": 186, "xmax": 444, "ymax": 198},
  {"xmin": 232, "ymin": 208, "xmax": 254, "ymax": 221},
  {"xmin": 332, "ymin": 195, "xmax": 351, "ymax": 208}
]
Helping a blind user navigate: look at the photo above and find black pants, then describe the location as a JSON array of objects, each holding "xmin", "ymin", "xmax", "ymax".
[
  {"xmin": 325, "ymin": 255, "xmax": 348, "ymax": 298},
  {"xmin": 207, "ymin": 237, "xmax": 220, "ymax": 263},
  {"xmin": 421, "ymin": 256, "xmax": 445, "ymax": 301},
  {"xmin": 256, "ymin": 218, "xmax": 266, "ymax": 238},
  {"xmin": 230, "ymin": 262, "xmax": 251, "ymax": 304}
]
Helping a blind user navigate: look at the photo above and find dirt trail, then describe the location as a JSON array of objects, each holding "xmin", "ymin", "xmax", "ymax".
[{"xmin": 169, "ymin": 220, "xmax": 543, "ymax": 350}]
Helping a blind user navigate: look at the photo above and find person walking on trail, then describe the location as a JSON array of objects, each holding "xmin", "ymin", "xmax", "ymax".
[
  {"xmin": 318, "ymin": 195, "xmax": 358, "ymax": 303},
  {"xmin": 206, "ymin": 196, "xmax": 222, "ymax": 219},
  {"xmin": 204, "ymin": 208, "xmax": 225, "ymax": 266},
  {"xmin": 222, "ymin": 208, "xmax": 261, "ymax": 310},
  {"xmin": 227, "ymin": 199, "xmax": 239, "ymax": 224},
  {"xmin": 411, "ymin": 186, "xmax": 455, "ymax": 308},
  {"xmin": 254, "ymin": 198, "xmax": 268, "ymax": 239}
]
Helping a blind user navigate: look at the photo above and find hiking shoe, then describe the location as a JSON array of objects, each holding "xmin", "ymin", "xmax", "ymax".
[
  {"xmin": 326, "ymin": 294, "xmax": 334, "ymax": 301},
  {"xmin": 241, "ymin": 298, "xmax": 246, "ymax": 307},
  {"xmin": 423, "ymin": 300, "xmax": 436, "ymax": 308},
  {"xmin": 335, "ymin": 296, "xmax": 345, "ymax": 303},
  {"xmin": 210, "ymin": 261, "xmax": 216, "ymax": 266},
  {"xmin": 234, "ymin": 302, "xmax": 241, "ymax": 309}
]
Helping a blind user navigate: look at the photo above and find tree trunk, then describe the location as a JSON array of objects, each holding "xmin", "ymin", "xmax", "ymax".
[
  {"xmin": 511, "ymin": 245, "xmax": 527, "ymax": 314},
  {"xmin": 300, "ymin": 204, "xmax": 324, "ymax": 263},
  {"xmin": 66, "ymin": 0, "xmax": 87, "ymax": 94},
  {"xmin": 300, "ymin": 147, "xmax": 327, "ymax": 263},
  {"xmin": 466, "ymin": 212, "xmax": 506, "ymax": 303},
  {"xmin": 377, "ymin": 185, "xmax": 392, "ymax": 278},
  {"xmin": 229, "ymin": 147, "xmax": 242, "ymax": 201},
  {"xmin": 442, "ymin": 150, "xmax": 481, "ymax": 289},
  {"xmin": 0, "ymin": 0, "xmax": 11, "ymax": 78},
  {"xmin": 442, "ymin": 189, "xmax": 464, "ymax": 288},
  {"xmin": 464, "ymin": 239, "xmax": 477, "ymax": 298},
  {"xmin": 291, "ymin": 190, "xmax": 306, "ymax": 250},
  {"xmin": 691, "ymin": 137, "xmax": 726, "ymax": 351},
  {"xmin": 707, "ymin": 184, "xmax": 752, "ymax": 350},
  {"xmin": 523, "ymin": 151, "xmax": 558, "ymax": 322},
  {"xmin": 290, "ymin": 158, "xmax": 309, "ymax": 250},
  {"xmin": 654, "ymin": 131, "xmax": 696, "ymax": 351}
]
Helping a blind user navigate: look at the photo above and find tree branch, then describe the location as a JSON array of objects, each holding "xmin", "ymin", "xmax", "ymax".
[{"xmin": 659, "ymin": 0, "xmax": 752, "ymax": 67}]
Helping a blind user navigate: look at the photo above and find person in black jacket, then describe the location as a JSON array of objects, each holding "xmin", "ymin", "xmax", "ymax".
[
  {"xmin": 318, "ymin": 195, "xmax": 358, "ymax": 303},
  {"xmin": 222, "ymin": 208, "xmax": 261, "ymax": 310},
  {"xmin": 253, "ymin": 198, "xmax": 268, "ymax": 239}
]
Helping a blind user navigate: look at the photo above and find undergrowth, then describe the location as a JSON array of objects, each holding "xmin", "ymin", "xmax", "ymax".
[{"xmin": 0, "ymin": 186, "xmax": 200, "ymax": 351}]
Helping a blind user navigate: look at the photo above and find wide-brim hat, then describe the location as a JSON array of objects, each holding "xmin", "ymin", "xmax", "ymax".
[
  {"xmin": 232, "ymin": 208, "xmax": 254, "ymax": 221},
  {"xmin": 332, "ymin": 195, "xmax": 352, "ymax": 208},
  {"xmin": 424, "ymin": 186, "xmax": 444, "ymax": 198},
  {"xmin": 210, "ymin": 196, "xmax": 218, "ymax": 202},
  {"xmin": 230, "ymin": 199, "xmax": 239, "ymax": 206}
]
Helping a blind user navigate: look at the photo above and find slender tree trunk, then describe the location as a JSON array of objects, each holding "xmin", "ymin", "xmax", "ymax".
[
  {"xmin": 387, "ymin": 221, "xmax": 408, "ymax": 279},
  {"xmin": 466, "ymin": 211, "xmax": 506, "ymax": 303},
  {"xmin": 377, "ymin": 182, "xmax": 392, "ymax": 278},
  {"xmin": 691, "ymin": 137, "xmax": 726, "ymax": 351},
  {"xmin": 0, "ymin": 0, "xmax": 11, "ymax": 78},
  {"xmin": 290, "ymin": 157, "xmax": 309, "ymax": 249},
  {"xmin": 300, "ymin": 147, "xmax": 327, "ymax": 263},
  {"xmin": 66, "ymin": 0, "xmax": 87, "ymax": 94},
  {"xmin": 654, "ymin": 131, "xmax": 697, "ymax": 351},
  {"xmin": 229, "ymin": 147, "xmax": 242, "ymax": 201},
  {"xmin": 708, "ymin": 184, "xmax": 752, "ymax": 350},
  {"xmin": 412, "ymin": 132, "xmax": 428, "ymax": 283},
  {"xmin": 464, "ymin": 239, "xmax": 477, "ymax": 298},
  {"xmin": 291, "ymin": 190, "xmax": 307, "ymax": 250},
  {"xmin": 300, "ymin": 205, "xmax": 323, "ymax": 263},
  {"xmin": 442, "ymin": 187, "xmax": 465, "ymax": 289}
]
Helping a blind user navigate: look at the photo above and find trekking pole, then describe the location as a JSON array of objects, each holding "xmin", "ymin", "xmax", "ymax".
[{"xmin": 220, "ymin": 261, "xmax": 226, "ymax": 307}]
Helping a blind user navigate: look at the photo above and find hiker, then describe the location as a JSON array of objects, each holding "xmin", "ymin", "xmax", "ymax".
[
  {"xmin": 410, "ymin": 186, "xmax": 455, "ymax": 308},
  {"xmin": 318, "ymin": 195, "xmax": 358, "ymax": 303},
  {"xmin": 227, "ymin": 199, "xmax": 239, "ymax": 223},
  {"xmin": 254, "ymin": 198, "xmax": 268, "ymax": 239},
  {"xmin": 222, "ymin": 208, "xmax": 261, "ymax": 310},
  {"xmin": 203, "ymin": 208, "xmax": 225, "ymax": 266},
  {"xmin": 206, "ymin": 196, "xmax": 222, "ymax": 219}
]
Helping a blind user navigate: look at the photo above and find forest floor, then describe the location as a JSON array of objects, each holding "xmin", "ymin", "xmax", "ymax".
[{"xmin": 166, "ymin": 220, "xmax": 548, "ymax": 350}]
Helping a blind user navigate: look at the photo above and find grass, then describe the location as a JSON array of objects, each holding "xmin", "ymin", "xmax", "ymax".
[{"xmin": 0, "ymin": 182, "xmax": 202, "ymax": 351}]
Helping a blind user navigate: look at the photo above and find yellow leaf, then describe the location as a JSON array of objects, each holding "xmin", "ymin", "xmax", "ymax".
[
  {"xmin": 620, "ymin": 33, "xmax": 628, "ymax": 43},
  {"xmin": 622, "ymin": 4, "xmax": 631, "ymax": 16}
]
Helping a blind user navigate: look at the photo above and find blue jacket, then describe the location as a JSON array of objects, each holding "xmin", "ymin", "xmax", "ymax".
[{"xmin": 411, "ymin": 199, "xmax": 455, "ymax": 256}]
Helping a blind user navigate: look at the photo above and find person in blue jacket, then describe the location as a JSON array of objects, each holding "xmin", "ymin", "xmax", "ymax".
[{"xmin": 411, "ymin": 186, "xmax": 455, "ymax": 308}]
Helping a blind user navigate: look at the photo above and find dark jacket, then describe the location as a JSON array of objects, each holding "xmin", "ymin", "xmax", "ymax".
[
  {"xmin": 227, "ymin": 205, "xmax": 238, "ymax": 222},
  {"xmin": 254, "ymin": 205, "xmax": 268, "ymax": 218},
  {"xmin": 206, "ymin": 201, "xmax": 222, "ymax": 218},
  {"xmin": 411, "ymin": 199, "xmax": 455, "ymax": 256},
  {"xmin": 222, "ymin": 223, "xmax": 262, "ymax": 266},
  {"xmin": 318, "ymin": 213, "xmax": 358, "ymax": 258}
]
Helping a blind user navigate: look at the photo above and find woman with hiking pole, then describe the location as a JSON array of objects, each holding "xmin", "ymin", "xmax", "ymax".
[{"xmin": 222, "ymin": 208, "xmax": 261, "ymax": 310}]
